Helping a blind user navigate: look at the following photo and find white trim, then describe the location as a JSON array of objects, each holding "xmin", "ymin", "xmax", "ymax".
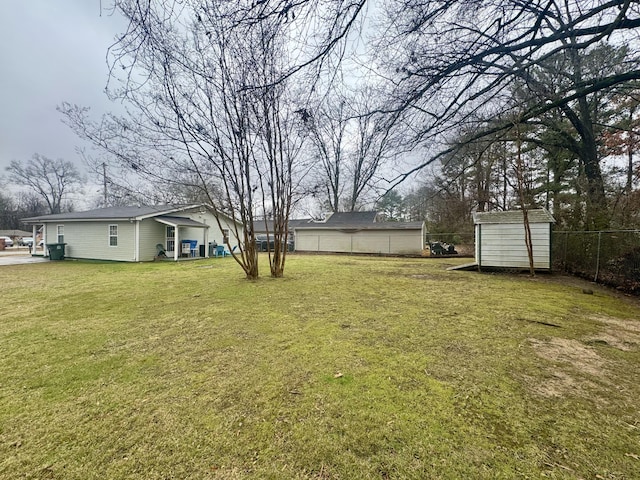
[
  {"xmin": 108, "ymin": 224, "xmax": 118, "ymax": 247},
  {"xmin": 134, "ymin": 220, "xmax": 140, "ymax": 261}
]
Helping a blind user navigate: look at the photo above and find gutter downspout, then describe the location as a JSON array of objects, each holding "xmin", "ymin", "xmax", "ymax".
[
  {"xmin": 477, "ymin": 224, "xmax": 482, "ymax": 272},
  {"xmin": 134, "ymin": 219, "xmax": 140, "ymax": 262}
]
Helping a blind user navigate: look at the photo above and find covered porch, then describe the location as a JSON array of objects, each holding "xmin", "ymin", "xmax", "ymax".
[{"xmin": 154, "ymin": 215, "xmax": 211, "ymax": 261}]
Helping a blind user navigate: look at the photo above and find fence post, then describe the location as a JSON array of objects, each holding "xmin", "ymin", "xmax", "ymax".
[{"xmin": 594, "ymin": 231, "xmax": 602, "ymax": 282}]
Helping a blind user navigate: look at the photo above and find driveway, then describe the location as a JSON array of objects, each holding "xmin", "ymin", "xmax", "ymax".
[{"xmin": 0, "ymin": 249, "xmax": 49, "ymax": 266}]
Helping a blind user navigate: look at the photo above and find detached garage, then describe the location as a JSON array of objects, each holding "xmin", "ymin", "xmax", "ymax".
[
  {"xmin": 295, "ymin": 216, "xmax": 426, "ymax": 255},
  {"xmin": 473, "ymin": 209, "xmax": 555, "ymax": 270}
]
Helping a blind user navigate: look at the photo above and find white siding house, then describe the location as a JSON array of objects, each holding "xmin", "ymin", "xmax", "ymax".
[
  {"xmin": 473, "ymin": 209, "xmax": 555, "ymax": 270},
  {"xmin": 23, "ymin": 205, "xmax": 243, "ymax": 262}
]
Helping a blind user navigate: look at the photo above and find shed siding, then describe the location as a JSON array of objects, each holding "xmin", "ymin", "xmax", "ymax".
[
  {"xmin": 478, "ymin": 222, "xmax": 551, "ymax": 269},
  {"xmin": 296, "ymin": 228, "xmax": 423, "ymax": 255}
]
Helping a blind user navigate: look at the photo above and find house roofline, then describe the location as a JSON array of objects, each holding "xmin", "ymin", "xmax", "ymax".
[{"xmin": 21, "ymin": 203, "xmax": 246, "ymax": 226}]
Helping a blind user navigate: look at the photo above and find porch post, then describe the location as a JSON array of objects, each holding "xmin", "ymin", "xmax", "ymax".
[
  {"xmin": 32, "ymin": 225, "xmax": 37, "ymax": 256},
  {"xmin": 42, "ymin": 224, "xmax": 48, "ymax": 257},
  {"xmin": 174, "ymin": 226, "xmax": 179, "ymax": 261}
]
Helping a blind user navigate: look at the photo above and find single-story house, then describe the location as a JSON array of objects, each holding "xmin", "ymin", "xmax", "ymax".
[
  {"xmin": 22, "ymin": 204, "xmax": 243, "ymax": 262},
  {"xmin": 294, "ymin": 211, "xmax": 426, "ymax": 255},
  {"xmin": 472, "ymin": 208, "xmax": 555, "ymax": 270}
]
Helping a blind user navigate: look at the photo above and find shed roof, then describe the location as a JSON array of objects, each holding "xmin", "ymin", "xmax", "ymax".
[{"xmin": 473, "ymin": 208, "xmax": 555, "ymax": 225}]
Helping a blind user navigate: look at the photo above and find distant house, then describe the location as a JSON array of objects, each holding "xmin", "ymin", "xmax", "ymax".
[
  {"xmin": 22, "ymin": 205, "xmax": 243, "ymax": 262},
  {"xmin": 294, "ymin": 211, "xmax": 426, "ymax": 255},
  {"xmin": 472, "ymin": 208, "xmax": 555, "ymax": 270},
  {"xmin": 0, "ymin": 229, "xmax": 32, "ymax": 244}
]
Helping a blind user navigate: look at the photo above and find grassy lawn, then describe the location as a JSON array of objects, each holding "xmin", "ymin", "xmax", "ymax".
[{"xmin": 1, "ymin": 255, "xmax": 639, "ymax": 479}]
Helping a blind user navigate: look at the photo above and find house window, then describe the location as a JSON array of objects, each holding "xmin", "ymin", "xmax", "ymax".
[
  {"xmin": 222, "ymin": 229, "xmax": 229, "ymax": 244},
  {"xmin": 109, "ymin": 224, "xmax": 118, "ymax": 246},
  {"xmin": 56, "ymin": 225, "xmax": 64, "ymax": 243},
  {"xmin": 166, "ymin": 226, "xmax": 175, "ymax": 252}
]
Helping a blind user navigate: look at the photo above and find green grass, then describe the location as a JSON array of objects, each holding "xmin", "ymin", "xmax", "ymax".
[{"xmin": 1, "ymin": 255, "xmax": 639, "ymax": 479}]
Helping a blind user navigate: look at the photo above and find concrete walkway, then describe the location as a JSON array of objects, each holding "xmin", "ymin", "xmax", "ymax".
[{"xmin": 0, "ymin": 248, "xmax": 49, "ymax": 266}]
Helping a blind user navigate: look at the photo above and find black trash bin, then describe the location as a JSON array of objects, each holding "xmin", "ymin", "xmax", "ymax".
[{"xmin": 47, "ymin": 243, "xmax": 66, "ymax": 260}]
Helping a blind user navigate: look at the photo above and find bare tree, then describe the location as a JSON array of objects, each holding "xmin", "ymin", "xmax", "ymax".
[
  {"xmin": 304, "ymin": 94, "xmax": 350, "ymax": 212},
  {"xmin": 6, "ymin": 154, "xmax": 82, "ymax": 214},
  {"xmin": 61, "ymin": 0, "xmax": 357, "ymax": 278},
  {"xmin": 347, "ymin": 88, "xmax": 396, "ymax": 211},
  {"xmin": 250, "ymin": 21, "xmax": 309, "ymax": 277},
  {"xmin": 377, "ymin": 0, "xmax": 640, "ymax": 228},
  {"xmin": 0, "ymin": 189, "xmax": 18, "ymax": 230},
  {"xmin": 303, "ymin": 86, "xmax": 397, "ymax": 212}
]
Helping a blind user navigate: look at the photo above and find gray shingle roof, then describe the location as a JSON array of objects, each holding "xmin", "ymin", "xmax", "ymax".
[
  {"xmin": 472, "ymin": 208, "xmax": 555, "ymax": 224},
  {"xmin": 0, "ymin": 229, "xmax": 32, "ymax": 237},
  {"xmin": 324, "ymin": 211, "xmax": 379, "ymax": 224},
  {"xmin": 22, "ymin": 205, "xmax": 199, "ymax": 223}
]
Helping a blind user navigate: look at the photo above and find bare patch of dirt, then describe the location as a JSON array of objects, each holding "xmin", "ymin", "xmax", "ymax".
[
  {"xmin": 524, "ymin": 315, "xmax": 639, "ymax": 398},
  {"xmin": 529, "ymin": 338, "xmax": 606, "ymax": 377},
  {"xmin": 525, "ymin": 337, "xmax": 608, "ymax": 398},
  {"xmin": 586, "ymin": 315, "xmax": 640, "ymax": 352}
]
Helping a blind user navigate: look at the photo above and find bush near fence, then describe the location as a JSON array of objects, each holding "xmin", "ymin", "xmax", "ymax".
[{"xmin": 553, "ymin": 230, "xmax": 640, "ymax": 294}]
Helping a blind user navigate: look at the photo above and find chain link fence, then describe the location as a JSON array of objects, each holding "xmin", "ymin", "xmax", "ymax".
[
  {"xmin": 553, "ymin": 230, "xmax": 640, "ymax": 294},
  {"xmin": 424, "ymin": 229, "xmax": 640, "ymax": 294}
]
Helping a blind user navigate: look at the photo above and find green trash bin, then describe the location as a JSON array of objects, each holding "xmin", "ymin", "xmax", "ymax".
[{"xmin": 47, "ymin": 243, "xmax": 66, "ymax": 260}]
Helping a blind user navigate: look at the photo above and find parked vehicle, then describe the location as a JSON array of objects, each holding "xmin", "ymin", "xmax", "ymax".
[
  {"xmin": 20, "ymin": 237, "xmax": 34, "ymax": 247},
  {"xmin": 255, "ymin": 234, "xmax": 294, "ymax": 252},
  {"xmin": 0, "ymin": 236, "xmax": 14, "ymax": 247}
]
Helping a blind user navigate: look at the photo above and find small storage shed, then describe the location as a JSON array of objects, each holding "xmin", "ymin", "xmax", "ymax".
[{"xmin": 473, "ymin": 208, "xmax": 555, "ymax": 270}]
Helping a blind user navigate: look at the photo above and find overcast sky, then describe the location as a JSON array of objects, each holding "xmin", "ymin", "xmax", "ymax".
[{"xmin": 0, "ymin": 1, "xmax": 126, "ymax": 179}]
